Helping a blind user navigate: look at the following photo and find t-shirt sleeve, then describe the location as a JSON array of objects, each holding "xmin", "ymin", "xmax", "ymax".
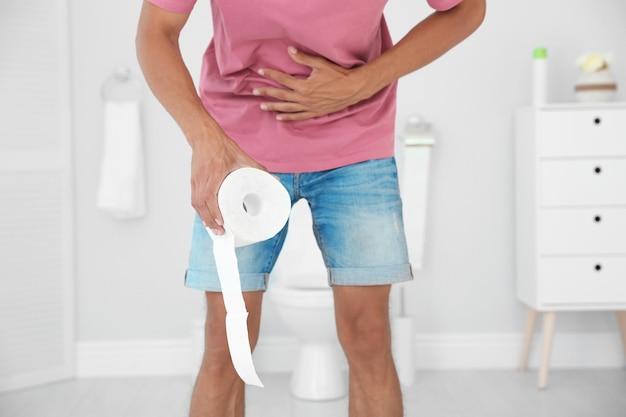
[
  {"xmin": 427, "ymin": 0, "xmax": 463, "ymax": 11},
  {"xmin": 147, "ymin": 0, "xmax": 196, "ymax": 14}
]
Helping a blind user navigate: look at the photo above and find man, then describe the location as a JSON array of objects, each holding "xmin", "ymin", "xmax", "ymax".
[{"xmin": 136, "ymin": 0, "xmax": 485, "ymax": 415}]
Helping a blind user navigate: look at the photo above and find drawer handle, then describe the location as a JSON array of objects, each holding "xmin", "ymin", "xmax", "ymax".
[
  {"xmin": 594, "ymin": 166, "xmax": 602, "ymax": 174},
  {"xmin": 594, "ymin": 117, "xmax": 601, "ymax": 125},
  {"xmin": 594, "ymin": 215, "xmax": 602, "ymax": 223},
  {"xmin": 594, "ymin": 263, "xmax": 602, "ymax": 272}
]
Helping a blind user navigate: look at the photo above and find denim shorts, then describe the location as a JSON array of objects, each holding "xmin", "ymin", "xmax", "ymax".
[{"xmin": 185, "ymin": 157, "xmax": 413, "ymax": 292}]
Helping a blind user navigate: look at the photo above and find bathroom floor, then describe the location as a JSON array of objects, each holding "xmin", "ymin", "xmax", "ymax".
[{"xmin": 1, "ymin": 370, "xmax": 625, "ymax": 417}]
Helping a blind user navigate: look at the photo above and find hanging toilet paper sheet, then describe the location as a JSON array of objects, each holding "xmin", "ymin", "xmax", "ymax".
[{"xmin": 206, "ymin": 167, "xmax": 291, "ymax": 387}]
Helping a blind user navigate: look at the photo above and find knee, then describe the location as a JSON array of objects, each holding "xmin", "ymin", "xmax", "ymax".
[
  {"xmin": 200, "ymin": 318, "xmax": 260, "ymax": 379},
  {"xmin": 336, "ymin": 313, "xmax": 392, "ymax": 362},
  {"xmin": 200, "ymin": 330, "xmax": 234, "ymax": 378},
  {"xmin": 199, "ymin": 292, "xmax": 263, "ymax": 378}
]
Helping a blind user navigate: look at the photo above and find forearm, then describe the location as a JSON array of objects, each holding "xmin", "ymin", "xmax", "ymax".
[
  {"xmin": 355, "ymin": 0, "xmax": 486, "ymax": 98},
  {"xmin": 136, "ymin": 9, "xmax": 221, "ymax": 149}
]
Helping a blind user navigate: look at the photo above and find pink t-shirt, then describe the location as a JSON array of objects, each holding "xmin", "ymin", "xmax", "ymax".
[
  {"xmin": 148, "ymin": 0, "xmax": 461, "ymax": 172},
  {"xmin": 428, "ymin": 0, "xmax": 464, "ymax": 11}
]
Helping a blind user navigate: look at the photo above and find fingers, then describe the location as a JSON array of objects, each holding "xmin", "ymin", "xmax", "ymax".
[
  {"xmin": 190, "ymin": 148, "xmax": 228, "ymax": 235},
  {"xmin": 254, "ymin": 87, "xmax": 308, "ymax": 107},
  {"xmin": 286, "ymin": 46, "xmax": 322, "ymax": 69},
  {"xmin": 190, "ymin": 138, "xmax": 268, "ymax": 235},
  {"xmin": 257, "ymin": 46, "xmax": 321, "ymax": 86},
  {"xmin": 191, "ymin": 177, "xmax": 224, "ymax": 235},
  {"xmin": 254, "ymin": 46, "xmax": 357, "ymax": 121},
  {"xmin": 257, "ymin": 68, "xmax": 300, "ymax": 91},
  {"xmin": 253, "ymin": 85, "xmax": 316, "ymax": 120}
]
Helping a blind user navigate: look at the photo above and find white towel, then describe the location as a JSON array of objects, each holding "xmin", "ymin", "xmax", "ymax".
[
  {"xmin": 96, "ymin": 100, "xmax": 147, "ymax": 219},
  {"xmin": 399, "ymin": 116, "xmax": 435, "ymax": 270},
  {"xmin": 401, "ymin": 145, "xmax": 432, "ymax": 270}
]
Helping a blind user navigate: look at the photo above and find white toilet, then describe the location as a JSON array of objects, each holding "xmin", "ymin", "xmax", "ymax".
[{"xmin": 268, "ymin": 200, "xmax": 347, "ymax": 401}]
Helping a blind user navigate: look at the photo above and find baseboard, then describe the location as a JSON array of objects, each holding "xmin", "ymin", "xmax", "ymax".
[
  {"xmin": 412, "ymin": 332, "xmax": 625, "ymax": 369},
  {"xmin": 76, "ymin": 332, "xmax": 625, "ymax": 377},
  {"xmin": 76, "ymin": 339, "xmax": 193, "ymax": 377}
]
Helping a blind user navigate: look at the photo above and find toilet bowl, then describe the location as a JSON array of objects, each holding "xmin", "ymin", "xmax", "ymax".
[
  {"xmin": 268, "ymin": 199, "xmax": 347, "ymax": 401},
  {"xmin": 269, "ymin": 285, "xmax": 346, "ymax": 401}
]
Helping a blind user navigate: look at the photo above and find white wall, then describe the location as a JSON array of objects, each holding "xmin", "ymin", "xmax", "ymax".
[
  {"xmin": 71, "ymin": 0, "xmax": 212, "ymax": 341},
  {"xmin": 387, "ymin": 0, "xmax": 625, "ymax": 335},
  {"xmin": 70, "ymin": 0, "xmax": 626, "ymax": 354}
]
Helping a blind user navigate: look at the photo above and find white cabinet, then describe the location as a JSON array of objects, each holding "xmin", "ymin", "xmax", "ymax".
[{"xmin": 514, "ymin": 104, "xmax": 626, "ymax": 388}]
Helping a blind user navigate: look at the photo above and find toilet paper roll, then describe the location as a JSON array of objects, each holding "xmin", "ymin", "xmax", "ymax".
[
  {"xmin": 217, "ymin": 167, "xmax": 291, "ymax": 247},
  {"xmin": 206, "ymin": 167, "xmax": 291, "ymax": 387}
]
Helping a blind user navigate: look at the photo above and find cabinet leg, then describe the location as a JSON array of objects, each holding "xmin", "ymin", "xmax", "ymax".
[
  {"xmin": 617, "ymin": 311, "xmax": 626, "ymax": 361},
  {"xmin": 519, "ymin": 307, "xmax": 539, "ymax": 371},
  {"xmin": 538, "ymin": 311, "xmax": 556, "ymax": 390}
]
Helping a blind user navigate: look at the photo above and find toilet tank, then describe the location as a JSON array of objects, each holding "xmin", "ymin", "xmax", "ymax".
[{"xmin": 270, "ymin": 199, "xmax": 328, "ymax": 288}]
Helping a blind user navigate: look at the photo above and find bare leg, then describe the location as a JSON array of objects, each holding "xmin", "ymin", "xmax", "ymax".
[
  {"xmin": 189, "ymin": 291, "xmax": 264, "ymax": 417},
  {"xmin": 333, "ymin": 285, "xmax": 403, "ymax": 417}
]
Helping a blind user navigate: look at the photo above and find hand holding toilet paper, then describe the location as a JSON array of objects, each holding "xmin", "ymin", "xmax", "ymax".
[{"xmin": 206, "ymin": 167, "xmax": 291, "ymax": 387}]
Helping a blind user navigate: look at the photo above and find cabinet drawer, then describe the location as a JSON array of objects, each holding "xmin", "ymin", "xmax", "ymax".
[
  {"xmin": 539, "ymin": 208, "xmax": 626, "ymax": 254},
  {"xmin": 540, "ymin": 108, "xmax": 626, "ymax": 157},
  {"xmin": 541, "ymin": 159, "xmax": 626, "ymax": 206},
  {"xmin": 539, "ymin": 257, "xmax": 626, "ymax": 305}
]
